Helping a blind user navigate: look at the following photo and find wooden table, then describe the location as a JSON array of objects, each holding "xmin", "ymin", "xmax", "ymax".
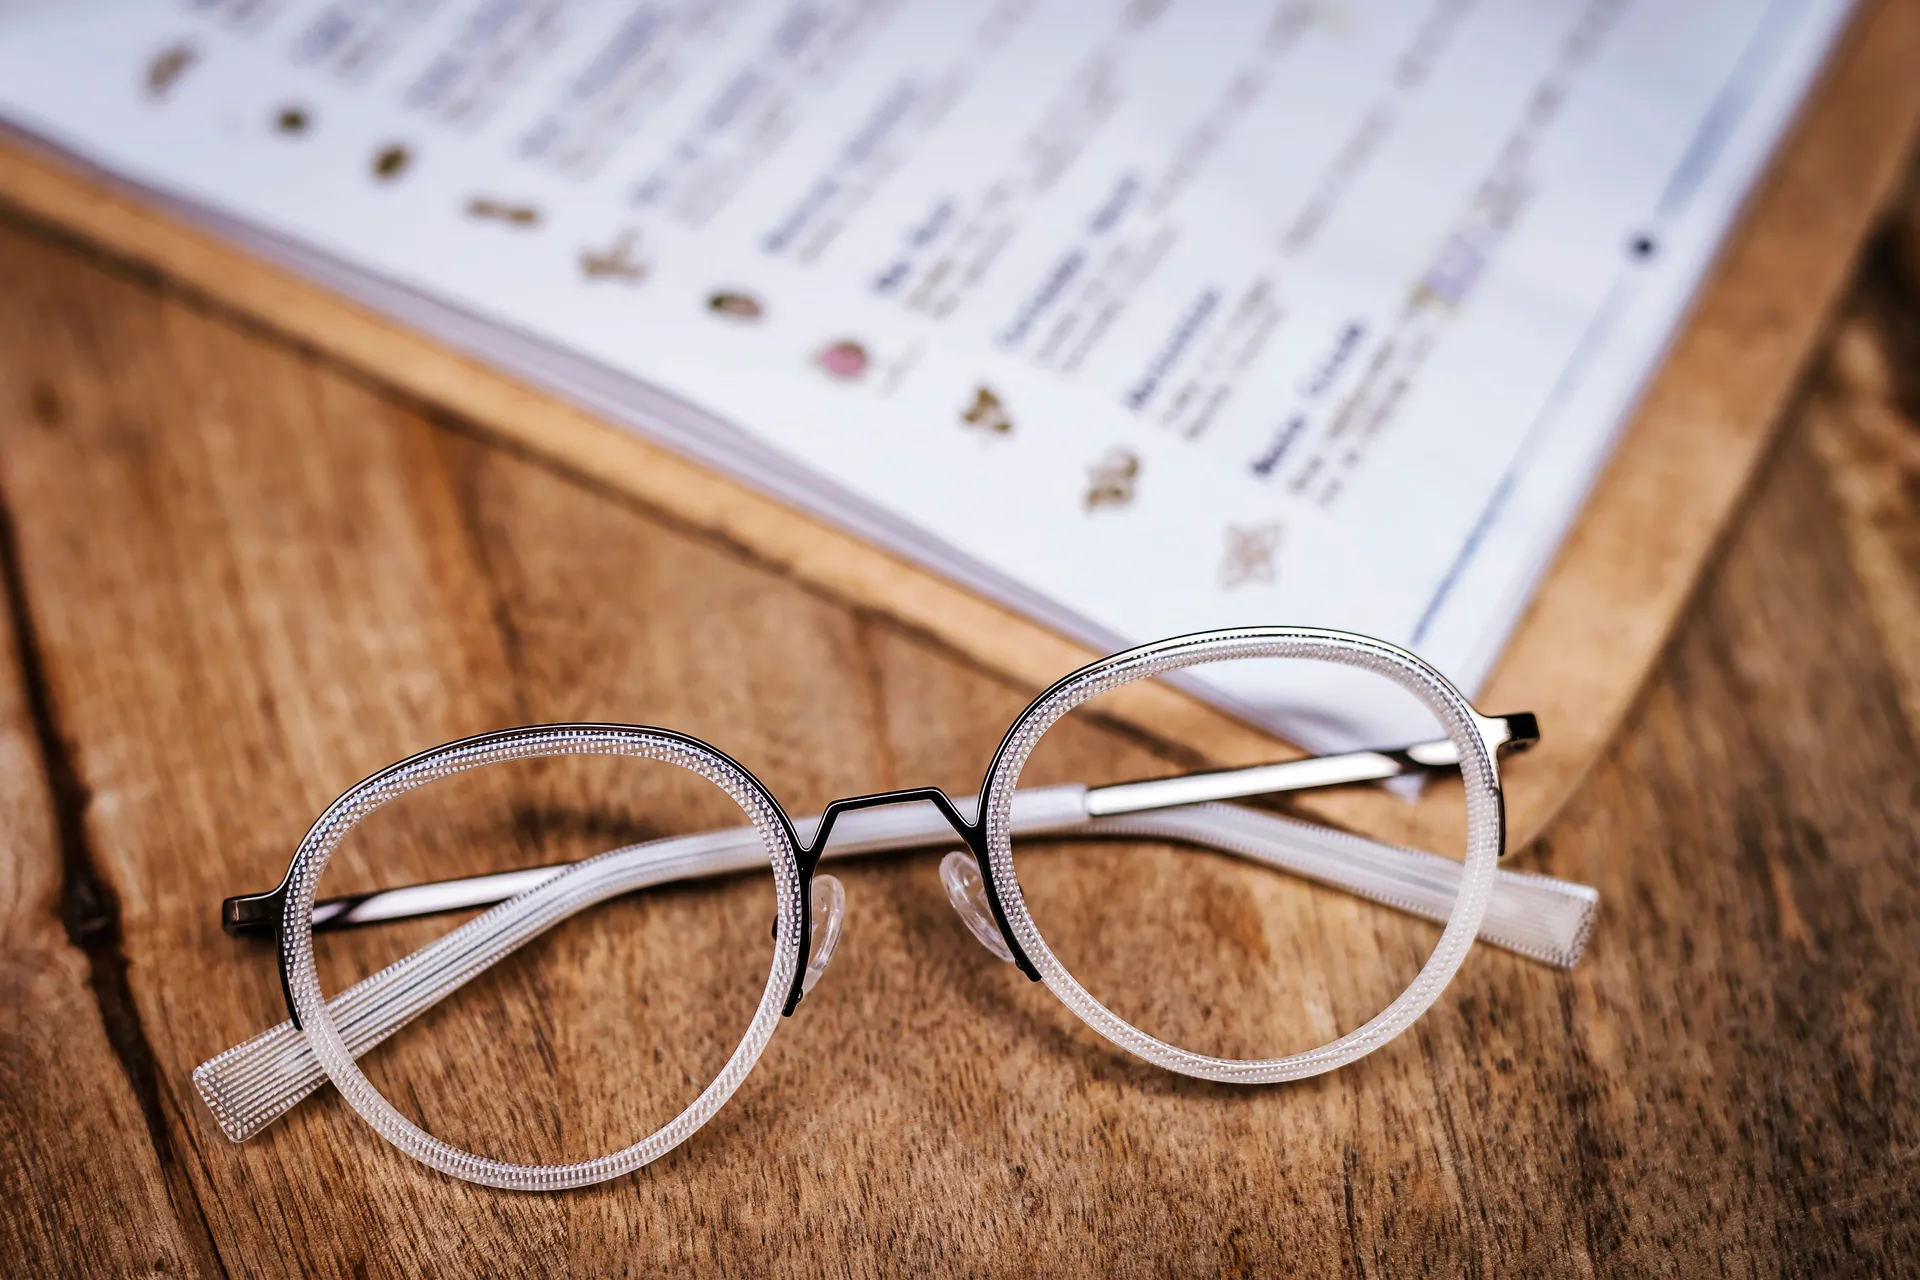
[{"xmin": 5, "ymin": 158, "xmax": 1920, "ymax": 1280}]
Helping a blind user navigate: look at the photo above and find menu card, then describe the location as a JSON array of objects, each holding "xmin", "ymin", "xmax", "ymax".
[{"xmin": 0, "ymin": 0, "xmax": 1853, "ymax": 746}]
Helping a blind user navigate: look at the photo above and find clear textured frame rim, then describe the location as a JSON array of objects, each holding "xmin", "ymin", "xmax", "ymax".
[
  {"xmin": 276, "ymin": 724, "xmax": 806, "ymax": 1191},
  {"xmin": 267, "ymin": 627, "xmax": 1510, "ymax": 1188},
  {"xmin": 979, "ymin": 626, "xmax": 1506, "ymax": 1083}
]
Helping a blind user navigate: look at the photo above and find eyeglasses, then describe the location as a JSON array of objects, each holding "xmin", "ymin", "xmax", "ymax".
[{"xmin": 193, "ymin": 627, "xmax": 1597, "ymax": 1190}]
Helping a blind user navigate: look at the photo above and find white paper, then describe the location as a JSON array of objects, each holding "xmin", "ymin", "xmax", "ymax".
[{"xmin": 0, "ymin": 0, "xmax": 1853, "ymax": 746}]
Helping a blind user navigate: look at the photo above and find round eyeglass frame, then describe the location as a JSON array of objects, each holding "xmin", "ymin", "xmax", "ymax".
[
  {"xmin": 975, "ymin": 627, "xmax": 1507, "ymax": 1084},
  {"xmin": 273, "ymin": 627, "xmax": 1505, "ymax": 1188},
  {"xmin": 275, "ymin": 725, "xmax": 809, "ymax": 1191}
]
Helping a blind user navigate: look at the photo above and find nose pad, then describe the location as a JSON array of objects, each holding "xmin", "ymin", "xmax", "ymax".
[
  {"xmin": 802, "ymin": 874, "xmax": 846, "ymax": 994},
  {"xmin": 939, "ymin": 851, "xmax": 1015, "ymax": 964}
]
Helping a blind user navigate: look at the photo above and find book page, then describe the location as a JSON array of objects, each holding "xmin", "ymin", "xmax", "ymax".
[{"xmin": 0, "ymin": 0, "xmax": 1852, "ymax": 746}]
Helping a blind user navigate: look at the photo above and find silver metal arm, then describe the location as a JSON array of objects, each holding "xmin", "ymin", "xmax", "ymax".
[
  {"xmin": 195, "ymin": 786, "xmax": 1595, "ymax": 1145},
  {"xmin": 222, "ymin": 715, "xmax": 1538, "ymax": 937},
  {"xmin": 1084, "ymin": 712, "xmax": 1535, "ymax": 815}
]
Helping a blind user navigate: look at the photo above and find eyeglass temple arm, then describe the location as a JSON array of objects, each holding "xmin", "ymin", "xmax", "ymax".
[
  {"xmin": 219, "ymin": 713, "xmax": 1539, "ymax": 940},
  {"xmin": 1082, "ymin": 711, "xmax": 1536, "ymax": 816},
  {"xmin": 194, "ymin": 780, "xmax": 1595, "ymax": 1145}
]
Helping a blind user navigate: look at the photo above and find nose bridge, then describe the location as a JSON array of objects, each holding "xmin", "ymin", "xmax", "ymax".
[
  {"xmin": 782, "ymin": 783, "xmax": 1043, "ymax": 1013},
  {"xmin": 798, "ymin": 787, "xmax": 978, "ymax": 868},
  {"xmin": 781, "ymin": 785, "xmax": 983, "ymax": 1018}
]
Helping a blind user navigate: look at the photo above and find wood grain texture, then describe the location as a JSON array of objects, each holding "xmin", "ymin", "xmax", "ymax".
[
  {"xmin": 0, "ymin": 457, "xmax": 207, "ymax": 1277},
  {"xmin": 2, "ymin": 0, "xmax": 1918, "ymax": 855},
  {"xmin": 4, "ymin": 137, "xmax": 1920, "ymax": 1280}
]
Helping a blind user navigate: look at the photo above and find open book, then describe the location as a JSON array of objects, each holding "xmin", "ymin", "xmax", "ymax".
[{"xmin": 0, "ymin": 0, "xmax": 1853, "ymax": 746}]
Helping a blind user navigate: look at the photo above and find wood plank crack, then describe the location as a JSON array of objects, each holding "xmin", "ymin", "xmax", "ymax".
[{"xmin": 0, "ymin": 484, "xmax": 228, "ymax": 1279}]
